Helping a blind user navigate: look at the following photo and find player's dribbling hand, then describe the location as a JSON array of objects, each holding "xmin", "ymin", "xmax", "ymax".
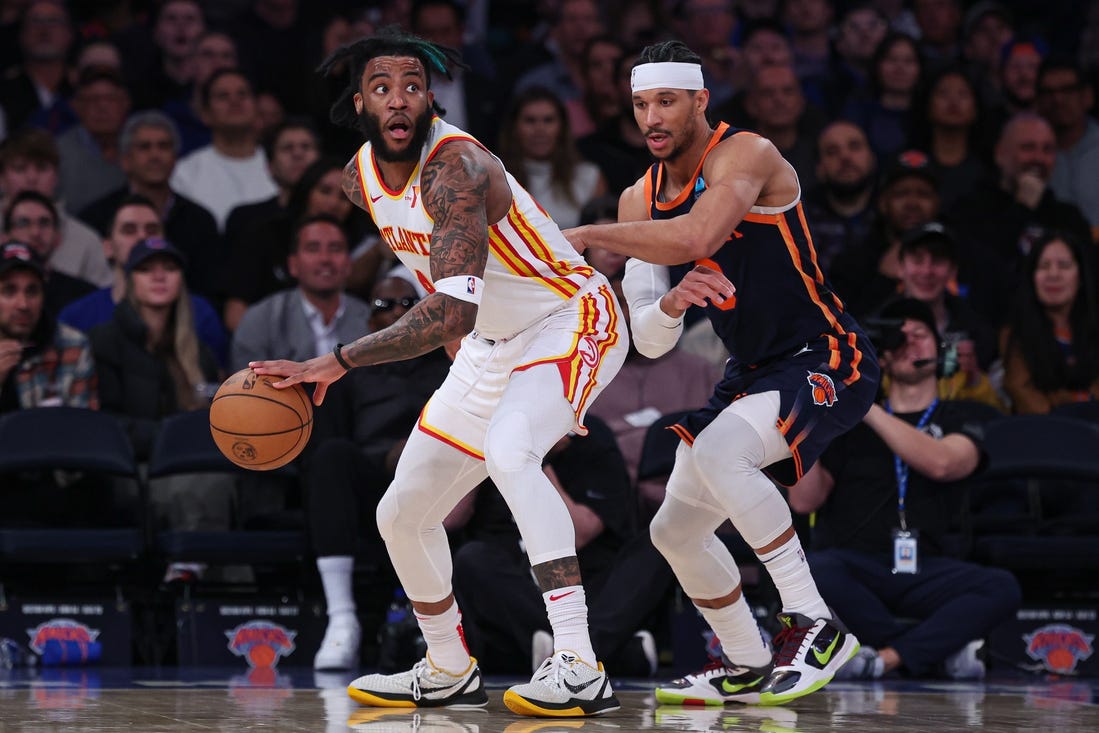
[
  {"xmin": 249, "ymin": 353, "xmax": 347, "ymax": 406},
  {"xmin": 662, "ymin": 265, "xmax": 736, "ymax": 316}
]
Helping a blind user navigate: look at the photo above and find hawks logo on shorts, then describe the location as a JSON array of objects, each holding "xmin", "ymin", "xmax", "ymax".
[
  {"xmin": 807, "ymin": 372, "xmax": 838, "ymax": 407},
  {"xmin": 578, "ymin": 336, "xmax": 600, "ymax": 367}
]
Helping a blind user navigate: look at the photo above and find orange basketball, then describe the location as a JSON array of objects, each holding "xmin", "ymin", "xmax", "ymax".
[{"xmin": 209, "ymin": 368, "xmax": 313, "ymax": 470}]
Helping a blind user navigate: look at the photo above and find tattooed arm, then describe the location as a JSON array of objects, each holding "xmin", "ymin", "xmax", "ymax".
[
  {"xmin": 341, "ymin": 157, "xmax": 367, "ymax": 211},
  {"xmin": 250, "ymin": 141, "xmax": 492, "ymax": 403},
  {"xmin": 340, "ymin": 141, "xmax": 489, "ymax": 366}
]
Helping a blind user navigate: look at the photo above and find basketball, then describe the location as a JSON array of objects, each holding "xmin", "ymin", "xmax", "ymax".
[{"xmin": 209, "ymin": 368, "xmax": 313, "ymax": 470}]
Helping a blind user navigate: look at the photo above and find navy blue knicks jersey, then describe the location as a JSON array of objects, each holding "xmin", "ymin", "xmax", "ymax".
[{"xmin": 649, "ymin": 122, "xmax": 859, "ymax": 366}]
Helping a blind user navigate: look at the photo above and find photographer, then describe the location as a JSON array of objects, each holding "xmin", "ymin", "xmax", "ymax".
[{"xmin": 788, "ymin": 298, "xmax": 1021, "ymax": 679}]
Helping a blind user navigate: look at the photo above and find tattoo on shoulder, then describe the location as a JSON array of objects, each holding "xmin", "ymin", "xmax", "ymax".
[
  {"xmin": 340, "ymin": 145, "xmax": 493, "ymax": 368},
  {"xmin": 532, "ymin": 556, "xmax": 582, "ymax": 592},
  {"xmin": 421, "ymin": 143, "xmax": 491, "ymax": 282},
  {"xmin": 342, "ymin": 159, "xmax": 366, "ymax": 210}
]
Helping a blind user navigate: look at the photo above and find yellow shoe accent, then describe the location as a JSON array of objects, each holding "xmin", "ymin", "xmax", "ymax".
[{"xmin": 346, "ymin": 687, "xmax": 418, "ymax": 707}]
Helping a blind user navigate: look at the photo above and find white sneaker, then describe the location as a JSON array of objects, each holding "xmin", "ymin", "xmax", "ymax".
[
  {"xmin": 654, "ymin": 656, "xmax": 772, "ymax": 706},
  {"xmin": 943, "ymin": 639, "xmax": 986, "ymax": 680},
  {"xmin": 347, "ymin": 656, "xmax": 488, "ymax": 708},
  {"xmin": 316, "ymin": 618, "xmax": 362, "ymax": 670},
  {"xmin": 503, "ymin": 650, "xmax": 620, "ymax": 717},
  {"xmin": 758, "ymin": 611, "xmax": 859, "ymax": 705}
]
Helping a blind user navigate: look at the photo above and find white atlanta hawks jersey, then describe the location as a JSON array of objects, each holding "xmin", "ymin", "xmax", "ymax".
[{"xmin": 354, "ymin": 117, "xmax": 597, "ymax": 340}]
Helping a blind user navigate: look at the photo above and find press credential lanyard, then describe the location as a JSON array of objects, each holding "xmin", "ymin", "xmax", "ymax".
[{"xmin": 885, "ymin": 398, "xmax": 939, "ymax": 531}]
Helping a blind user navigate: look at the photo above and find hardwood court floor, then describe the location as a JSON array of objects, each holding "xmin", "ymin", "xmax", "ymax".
[{"xmin": 1, "ymin": 667, "xmax": 1097, "ymax": 732}]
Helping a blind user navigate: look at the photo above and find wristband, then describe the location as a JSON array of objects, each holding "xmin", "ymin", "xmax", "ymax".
[
  {"xmin": 333, "ymin": 343, "xmax": 354, "ymax": 371},
  {"xmin": 433, "ymin": 275, "xmax": 484, "ymax": 304}
]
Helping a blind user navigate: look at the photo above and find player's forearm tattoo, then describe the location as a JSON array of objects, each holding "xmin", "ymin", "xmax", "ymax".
[
  {"xmin": 342, "ymin": 159, "xmax": 367, "ymax": 211},
  {"xmin": 533, "ymin": 556, "xmax": 583, "ymax": 592},
  {"xmin": 342, "ymin": 144, "xmax": 490, "ymax": 368},
  {"xmin": 344, "ymin": 294, "xmax": 473, "ymax": 365}
]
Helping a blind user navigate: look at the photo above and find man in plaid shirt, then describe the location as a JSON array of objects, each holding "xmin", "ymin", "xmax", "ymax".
[{"xmin": 0, "ymin": 241, "xmax": 97, "ymax": 412}]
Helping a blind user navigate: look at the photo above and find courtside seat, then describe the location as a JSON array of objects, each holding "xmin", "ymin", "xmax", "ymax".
[
  {"xmin": 966, "ymin": 415, "xmax": 1099, "ymax": 579},
  {"xmin": 149, "ymin": 408, "xmax": 307, "ymax": 567},
  {"xmin": 0, "ymin": 407, "xmax": 144, "ymax": 563}
]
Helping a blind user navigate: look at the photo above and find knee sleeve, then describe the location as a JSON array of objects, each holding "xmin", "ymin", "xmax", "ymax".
[
  {"xmin": 484, "ymin": 406, "xmax": 577, "ymax": 566},
  {"xmin": 374, "ymin": 432, "xmax": 488, "ymax": 603},
  {"xmin": 690, "ymin": 411, "xmax": 793, "ymax": 549},
  {"xmin": 650, "ymin": 494, "xmax": 741, "ymax": 600}
]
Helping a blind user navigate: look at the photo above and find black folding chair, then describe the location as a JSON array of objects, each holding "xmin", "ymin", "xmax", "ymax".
[
  {"xmin": 148, "ymin": 408, "xmax": 307, "ymax": 567},
  {"xmin": 0, "ymin": 407, "xmax": 144, "ymax": 564},
  {"xmin": 968, "ymin": 415, "xmax": 1099, "ymax": 572},
  {"xmin": 1050, "ymin": 400, "xmax": 1099, "ymax": 426}
]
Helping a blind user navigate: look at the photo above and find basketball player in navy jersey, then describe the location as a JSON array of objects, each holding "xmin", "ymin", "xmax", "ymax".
[{"xmin": 567, "ymin": 40, "xmax": 881, "ymax": 705}]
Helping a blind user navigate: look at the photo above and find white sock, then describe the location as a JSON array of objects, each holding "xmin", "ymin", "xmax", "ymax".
[
  {"xmin": 317, "ymin": 556, "xmax": 356, "ymax": 624},
  {"xmin": 416, "ymin": 600, "xmax": 472, "ymax": 675},
  {"xmin": 757, "ymin": 535, "xmax": 831, "ymax": 620},
  {"xmin": 695, "ymin": 598, "xmax": 772, "ymax": 668},
  {"xmin": 543, "ymin": 585, "xmax": 597, "ymax": 667}
]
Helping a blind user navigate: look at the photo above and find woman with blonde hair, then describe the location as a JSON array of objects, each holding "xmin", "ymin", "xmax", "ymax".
[{"xmin": 90, "ymin": 237, "xmax": 225, "ymax": 584}]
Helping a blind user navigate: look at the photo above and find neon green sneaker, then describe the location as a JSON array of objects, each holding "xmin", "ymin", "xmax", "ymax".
[{"xmin": 758, "ymin": 612, "xmax": 859, "ymax": 705}]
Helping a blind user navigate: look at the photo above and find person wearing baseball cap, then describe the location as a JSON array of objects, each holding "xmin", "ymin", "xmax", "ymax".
[
  {"xmin": 87, "ymin": 232, "xmax": 223, "ymax": 586},
  {"xmin": 0, "ymin": 240, "xmax": 97, "ymax": 414},
  {"xmin": 830, "ymin": 150, "xmax": 942, "ymax": 317},
  {"xmin": 0, "ymin": 240, "xmax": 47, "ymax": 281},
  {"xmin": 877, "ymin": 223, "xmax": 1002, "ymax": 408},
  {"xmin": 122, "ymin": 236, "xmax": 188, "ymax": 275}
]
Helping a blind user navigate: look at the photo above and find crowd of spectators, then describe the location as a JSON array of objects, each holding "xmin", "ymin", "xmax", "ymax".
[{"xmin": 2, "ymin": 0, "xmax": 1098, "ymax": 676}]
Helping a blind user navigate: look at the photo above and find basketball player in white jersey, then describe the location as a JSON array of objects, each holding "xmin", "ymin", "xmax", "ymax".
[{"xmin": 250, "ymin": 29, "xmax": 626, "ymax": 717}]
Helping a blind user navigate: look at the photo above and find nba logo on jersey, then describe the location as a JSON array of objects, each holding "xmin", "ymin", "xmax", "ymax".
[{"xmin": 466, "ymin": 277, "xmax": 477, "ymax": 295}]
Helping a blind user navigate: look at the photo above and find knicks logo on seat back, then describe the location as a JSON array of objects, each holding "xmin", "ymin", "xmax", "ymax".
[{"xmin": 807, "ymin": 372, "xmax": 838, "ymax": 407}]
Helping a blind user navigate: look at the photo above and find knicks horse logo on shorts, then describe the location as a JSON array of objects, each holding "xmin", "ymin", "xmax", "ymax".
[{"xmin": 807, "ymin": 372, "xmax": 838, "ymax": 407}]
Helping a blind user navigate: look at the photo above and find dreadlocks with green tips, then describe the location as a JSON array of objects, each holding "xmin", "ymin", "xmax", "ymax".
[{"xmin": 317, "ymin": 25, "xmax": 468, "ymax": 130}]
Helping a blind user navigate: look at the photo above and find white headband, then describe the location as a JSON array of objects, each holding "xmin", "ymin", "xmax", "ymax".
[{"xmin": 631, "ymin": 62, "xmax": 705, "ymax": 93}]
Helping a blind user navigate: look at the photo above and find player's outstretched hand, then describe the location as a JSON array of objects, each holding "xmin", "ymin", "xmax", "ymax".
[
  {"xmin": 249, "ymin": 353, "xmax": 347, "ymax": 406},
  {"xmin": 664, "ymin": 265, "xmax": 736, "ymax": 314},
  {"xmin": 562, "ymin": 226, "xmax": 587, "ymax": 255}
]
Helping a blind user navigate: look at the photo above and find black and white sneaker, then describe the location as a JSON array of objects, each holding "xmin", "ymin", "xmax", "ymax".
[
  {"xmin": 654, "ymin": 655, "xmax": 773, "ymax": 705},
  {"xmin": 347, "ymin": 656, "xmax": 488, "ymax": 708},
  {"xmin": 758, "ymin": 612, "xmax": 859, "ymax": 705},
  {"xmin": 503, "ymin": 650, "xmax": 620, "ymax": 717}
]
